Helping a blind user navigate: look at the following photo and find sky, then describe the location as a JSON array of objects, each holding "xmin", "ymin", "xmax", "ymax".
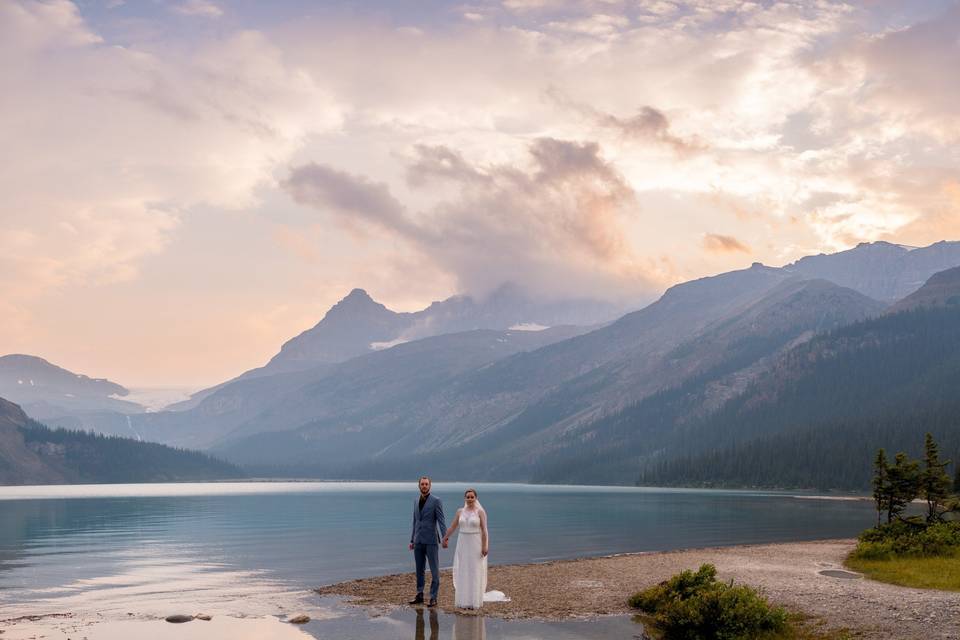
[{"xmin": 2, "ymin": 0, "xmax": 959, "ymax": 388}]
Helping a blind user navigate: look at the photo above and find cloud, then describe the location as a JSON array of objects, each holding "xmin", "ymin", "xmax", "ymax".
[
  {"xmin": 546, "ymin": 14, "xmax": 630, "ymax": 38},
  {"xmin": 702, "ymin": 233, "xmax": 750, "ymax": 254},
  {"xmin": 285, "ymin": 138, "xmax": 666, "ymax": 300},
  {"xmin": 547, "ymin": 87, "xmax": 704, "ymax": 154},
  {"xmin": 784, "ymin": 3, "xmax": 960, "ymax": 250},
  {"xmin": 502, "ymin": 0, "xmax": 553, "ymax": 10},
  {"xmin": 7, "ymin": 0, "xmax": 960, "ymax": 385},
  {"xmin": 173, "ymin": 0, "xmax": 223, "ymax": 18},
  {"xmin": 284, "ymin": 164, "xmax": 415, "ymax": 236},
  {"xmin": 855, "ymin": 3, "xmax": 960, "ymax": 139},
  {"xmin": 0, "ymin": 1, "xmax": 341, "ymax": 317}
]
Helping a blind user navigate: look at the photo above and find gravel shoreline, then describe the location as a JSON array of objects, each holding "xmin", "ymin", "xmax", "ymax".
[{"xmin": 316, "ymin": 539, "xmax": 960, "ymax": 639}]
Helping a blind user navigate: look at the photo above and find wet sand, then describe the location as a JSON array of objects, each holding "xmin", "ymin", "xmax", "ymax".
[{"xmin": 317, "ymin": 539, "xmax": 960, "ymax": 639}]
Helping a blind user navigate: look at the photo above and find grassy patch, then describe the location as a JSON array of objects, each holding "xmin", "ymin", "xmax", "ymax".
[
  {"xmin": 845, "ymin": 552, "xmax": 960, "ymax": 591},
  {"xmin": 844, "ymin": 520, "xmax": 960, "ymax": 591}
]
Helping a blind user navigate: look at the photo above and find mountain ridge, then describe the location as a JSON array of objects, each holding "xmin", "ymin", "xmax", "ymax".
[
  {"xmin": 783, "ymin": 239, "xmax": 960, "ymax": 302},
  {"xmin": 0, "ymin": 355, "xmax": 143, "ymax": 420},
  {"xmin": 0, "ymin": 397, "xmax": 241, "ymax": 485},
  {"xmin": 169, "ymin": 283, "xmax": 627, "ymax": 411},
  {"xmin": 28, "ymin": 239, "xmax": 960, "ymax": 488},
  {"xmin": 214, "ymin": 273, "xmax": 884, "ymax": 476},
  {"xmin": 172, "ymin": 240, "xmax": 960, "ymax": 413}
]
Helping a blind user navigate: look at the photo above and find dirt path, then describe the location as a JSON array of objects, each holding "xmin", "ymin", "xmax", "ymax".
[{"xmin": 316, "ymin": 539, "xmax": 960, "ymax": 639}]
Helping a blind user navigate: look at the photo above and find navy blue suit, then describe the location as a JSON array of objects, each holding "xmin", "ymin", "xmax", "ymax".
[{"xmin": 411, "ymin": 494, "xmax": 447, "ymax": 600}]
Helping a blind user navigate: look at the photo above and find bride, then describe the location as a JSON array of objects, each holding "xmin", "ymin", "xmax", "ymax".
[{"xmin": 442, "ymin": 488, "xmax": 506, "ymax": 609}]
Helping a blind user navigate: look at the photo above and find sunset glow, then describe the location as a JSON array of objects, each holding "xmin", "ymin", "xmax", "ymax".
[{"xmin": 2, "ymin": 0, "xmax": 959, "ymax": 386}]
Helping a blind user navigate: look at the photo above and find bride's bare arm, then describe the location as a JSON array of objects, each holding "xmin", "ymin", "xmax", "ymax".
[
  {"xmin": 442, "ymin": 509, "xmax": 461, "ymax": 546},
  {"xmin": 480, "ymin": 510, "xmax": 488, "ymax": 557}
]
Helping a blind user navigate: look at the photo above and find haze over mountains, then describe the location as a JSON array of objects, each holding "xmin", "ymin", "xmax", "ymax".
[{"xmin": 5, "ymin": 239, "xmax": 960, "ymax": 488}]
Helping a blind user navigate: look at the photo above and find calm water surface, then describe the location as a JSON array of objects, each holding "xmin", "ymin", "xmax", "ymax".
[{"xmin": 0, "ymin": 482, "xmax": 875, "ymax": 638}]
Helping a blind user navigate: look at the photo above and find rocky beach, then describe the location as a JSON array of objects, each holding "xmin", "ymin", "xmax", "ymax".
[{"xmin": 317, "ymin": 539, "xmax": 960, "ymax": 639}]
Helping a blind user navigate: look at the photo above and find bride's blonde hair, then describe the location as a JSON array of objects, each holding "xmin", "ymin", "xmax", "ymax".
[{"xmin": 464, "ymin": 488, "xmax": 478, "ymax": 498}]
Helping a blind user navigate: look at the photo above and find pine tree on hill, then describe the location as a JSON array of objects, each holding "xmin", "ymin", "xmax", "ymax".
[
  {"xmin": 921, "ymin": 432, "xmax": 952, "ymax": 522},
  {"xmin": 872, "ymin": 448, "xmax": 890, "ymax": 526},
  {"xmin": 887, "ymin": 452, "xmax": 921, "ymax": 523}
]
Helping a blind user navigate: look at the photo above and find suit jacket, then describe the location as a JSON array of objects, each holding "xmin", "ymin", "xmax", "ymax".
[{"xmin": 411, "ymin": 494, "xmax": 447, "ymax": 545}]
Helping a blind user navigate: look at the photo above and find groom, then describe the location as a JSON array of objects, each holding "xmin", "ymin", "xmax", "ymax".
[{"xmin": 409, "ymin": 475, "xmax": 447, "ymax": 607}]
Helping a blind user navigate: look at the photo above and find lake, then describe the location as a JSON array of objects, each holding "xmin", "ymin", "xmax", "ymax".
[{"xmin": 0, "ymin": 482, "xmax": 876, "ymax": 638}]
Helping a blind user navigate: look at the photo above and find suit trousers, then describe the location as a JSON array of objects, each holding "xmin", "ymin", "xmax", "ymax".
[{"xmin": 413, "ymin": 542, "xmax": 440, "ymax": 600}]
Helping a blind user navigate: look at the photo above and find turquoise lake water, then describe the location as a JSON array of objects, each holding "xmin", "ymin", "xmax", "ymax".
[{"xmin": 0, "ymin": 482, "xmax": 876, "ymax": 638}]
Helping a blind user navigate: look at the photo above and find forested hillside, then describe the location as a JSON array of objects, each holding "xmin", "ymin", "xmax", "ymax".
[
  {"xmin": 0, "ymin": 397, "xmax": 242, "ymax": 485},
  {"xmin": 635, "ymin": 305, "xmax": 960, "ymax": 489}
]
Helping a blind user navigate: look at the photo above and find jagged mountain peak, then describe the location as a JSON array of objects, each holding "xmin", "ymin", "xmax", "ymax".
[
  {"xmin": 258, "ymin": 283, "xmax": 627, "ymax": 376},
  {"xmin": 345, "ymin": 287, "xmax": 373, "ymax": 300},
  {"xmin": 324, "ymin": 288, "xmax": 392, "ymax": 317},
  {"xmin": 784, "ymin": 239, "xmax": 960, "ymax": 302},
  {"xmin": 854, "ymin": 240, "xmax": 905, "ymax": 251}
]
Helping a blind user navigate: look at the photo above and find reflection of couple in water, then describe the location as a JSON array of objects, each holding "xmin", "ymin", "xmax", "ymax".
[
  {"xmin": 415, "ymin": 608, "xmax": 486, "ymax": 640},
  {"xmin": 408, "ymin": 476, "xmax": 508, "ymax": 610}
]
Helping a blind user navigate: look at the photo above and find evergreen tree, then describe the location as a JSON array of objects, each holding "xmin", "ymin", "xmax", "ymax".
[
  {"xmin": 921, "ymin": 433, "xmax": 952, "ymax": 522},
  {"xmin": 887, "ymin": 452, "xmax": 921, "ymax": 523},
  {"xmin": 872, "ymin": 448, "xmax": 890, "ymax": 526}
]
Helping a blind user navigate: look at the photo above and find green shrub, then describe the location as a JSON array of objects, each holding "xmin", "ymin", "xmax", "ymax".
[
  {"xmin": 850, "ymin": 540, "xmax": 895, "ymax": 560},
  {"xmin": 629, "ymin": 564, "xmax": 718, "ymax": 611},
  {"xmin": 629, "ymin": 564, "xmax": 788, "ymax": 640},
  {"xmin": 852, "ymin": 520, "xmax": 960, "ymax": 559}
]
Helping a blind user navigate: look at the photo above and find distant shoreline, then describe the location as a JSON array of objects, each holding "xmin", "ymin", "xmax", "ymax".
[
  {"xmin": 0, "ymin": 477, "xmax": 874, "ymax": 494},
  {"xmin": 317, "ymin": 539, "xmax": 957, "ymax": 640}
]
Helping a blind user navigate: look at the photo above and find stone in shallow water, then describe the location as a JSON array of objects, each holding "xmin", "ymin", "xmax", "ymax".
[
  {"xmin": 288, "ymin": 614, "xmax": 311, "ymax": 624},
  {"xmin": 165, "ymin": 614, "xmax": 194, "ymax": 623}
]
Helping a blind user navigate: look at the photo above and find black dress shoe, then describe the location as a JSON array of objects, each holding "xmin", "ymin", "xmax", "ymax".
[
  {"xmin": 409, "ymin": 594, "xmax": 424, "ymax": 605},
  {"xmin": 427, "ymin": 598, "xmax": 437, "ymax": 607}
]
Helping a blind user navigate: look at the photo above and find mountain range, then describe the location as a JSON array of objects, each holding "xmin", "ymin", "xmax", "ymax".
[
  {"xmin": 208, "ymin": 241, "xmax": 959, "ymax": 479},
  {"xmin": 7, "ymin": 239, "xmax": 960, "ymax": 488},
  {"xmin": 167, "ymin": 283, "xmax": 625, "ymax": 411},
  {"xmin": 637, "ymin": 269, "xmax": 960, "ymax": 489}
]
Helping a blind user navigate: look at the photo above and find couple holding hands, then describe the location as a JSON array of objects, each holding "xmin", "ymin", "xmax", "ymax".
[{"xmin": 409, "ymin": 476, "xmax": 505, "ymax": 610}]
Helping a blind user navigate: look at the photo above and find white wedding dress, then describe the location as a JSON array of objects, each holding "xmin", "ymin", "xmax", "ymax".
[{"xmin": 452, "ymin": 508, "xmax": 486, "ymax": 608}]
